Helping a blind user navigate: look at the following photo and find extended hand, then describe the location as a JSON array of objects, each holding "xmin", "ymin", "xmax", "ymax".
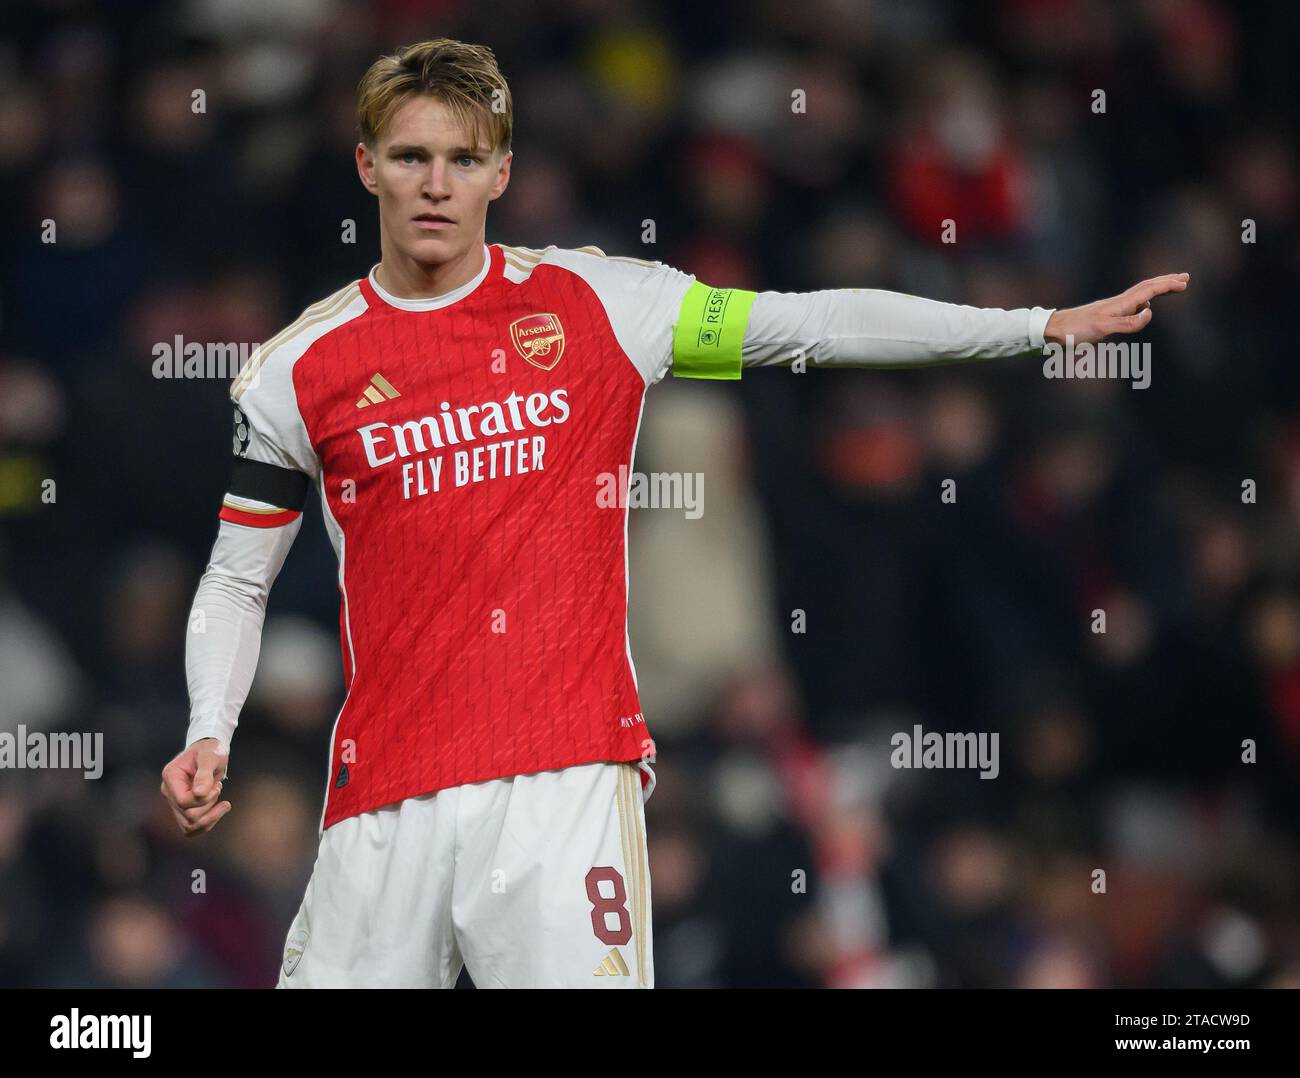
[{"xmin": 1044, "ymin": 273, "xmax": 1190, "ymax": 346}]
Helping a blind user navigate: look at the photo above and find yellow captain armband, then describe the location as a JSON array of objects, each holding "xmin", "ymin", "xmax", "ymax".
[{"xmin": 671, "ymin": 281, "xmax": 757, "ymax": 380}]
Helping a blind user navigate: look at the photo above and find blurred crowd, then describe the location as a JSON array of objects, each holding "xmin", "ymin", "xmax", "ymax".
[{"xmin": 1, "ymin": 0, "xmax": 1298, "ymax": 988}]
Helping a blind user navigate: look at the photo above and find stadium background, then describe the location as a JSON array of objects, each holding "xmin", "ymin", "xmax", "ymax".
[{"xmin": 1, "ymin": 0, "xmax": 1297, "ymax": 988}]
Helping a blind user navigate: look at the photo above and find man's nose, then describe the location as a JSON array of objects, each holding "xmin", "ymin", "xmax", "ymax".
[{"xmin": 423, "ymin": 160, "xmax": 452, "ymax": 198}]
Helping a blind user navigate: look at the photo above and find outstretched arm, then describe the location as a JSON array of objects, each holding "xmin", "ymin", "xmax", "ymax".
[
  {"xmin": 741, "ymin": 287, "xmax": 1054, "ymax": 369},
  {"xmin": 669, "ymin": 273, "xmax": 1190, "ymax": 377}
]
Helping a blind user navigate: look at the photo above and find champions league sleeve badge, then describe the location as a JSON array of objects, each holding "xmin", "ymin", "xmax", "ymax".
[{"xmin": 232, "ymin": 404, "xmax": 251, "ymax": 457}]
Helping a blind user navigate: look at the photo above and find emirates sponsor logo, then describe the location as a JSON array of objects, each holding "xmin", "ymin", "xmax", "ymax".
[{"xmin": 356, "ymin": 388, "xmax": 570, "ymax": 468}]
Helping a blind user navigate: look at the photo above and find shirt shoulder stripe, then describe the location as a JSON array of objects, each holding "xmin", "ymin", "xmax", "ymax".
[{"xmin": 232, "ymin": 281, "xmax": 364, "ymax": 401}]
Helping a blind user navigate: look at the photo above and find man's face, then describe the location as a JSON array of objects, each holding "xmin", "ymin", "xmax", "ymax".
[{"xmin": 357, "ymin": 96, "xmax": 511, "ymax": 266}]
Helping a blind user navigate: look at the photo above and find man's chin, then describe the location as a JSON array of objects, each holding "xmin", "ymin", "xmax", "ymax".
[{"xmin": 401, "ymin": 234, "xmax": 467, "ymax": 263}]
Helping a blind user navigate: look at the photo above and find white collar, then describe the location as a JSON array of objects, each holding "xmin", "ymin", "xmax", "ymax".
[{"xmin": 367, "ymin": 244, "xmax": 491, "ymax": 311}]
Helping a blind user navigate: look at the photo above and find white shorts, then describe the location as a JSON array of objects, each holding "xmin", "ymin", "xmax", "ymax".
[{"xmin": 276, "ymin": 760, "xmax": 653, "ymax": 988}]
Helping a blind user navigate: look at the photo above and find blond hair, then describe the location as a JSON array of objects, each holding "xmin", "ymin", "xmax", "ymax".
[{"xmin": 356, "ymin": 39, "xmax": 512, "ymax": 153}]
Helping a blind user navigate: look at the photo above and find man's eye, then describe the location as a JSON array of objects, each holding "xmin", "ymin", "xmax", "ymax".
[
  {"xmin": 400, "ymin": 152, "xmax": 418, "ymax": 163},
  {"xmin": 457, "ymin": 155, "xmax": 478, "ymax": 167}
]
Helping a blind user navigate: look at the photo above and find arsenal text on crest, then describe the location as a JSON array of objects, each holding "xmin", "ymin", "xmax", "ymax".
[{"xmin": 509, "ymin": 313, "xmax": 565, "ymax": 371}]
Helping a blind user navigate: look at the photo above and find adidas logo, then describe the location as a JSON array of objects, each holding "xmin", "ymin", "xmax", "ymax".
[
  {"xmin": 592, "ymin": 948, "xmax": 630, "ymax": 977},
  {"xmin": 356, "ymin": 373, "xmax": 401, "ymax": 408}
]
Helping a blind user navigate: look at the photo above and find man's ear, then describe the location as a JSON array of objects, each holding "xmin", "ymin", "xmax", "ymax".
[
  {"xmin": 489, "ymin": 149, "xmax": 512, "ymax": 201},
  {"xmin": 356, "ymin": 141, "xmax": 379, "ymax": 195}
]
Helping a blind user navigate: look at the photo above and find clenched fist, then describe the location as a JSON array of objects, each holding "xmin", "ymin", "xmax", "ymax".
[{"xmin": 160, "ymin": 737, "xmax": 231, "ymax": 837}]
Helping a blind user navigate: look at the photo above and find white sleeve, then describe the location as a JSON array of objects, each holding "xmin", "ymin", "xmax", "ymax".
[
  {"xmin": 741, "ymin": 288, "xmax": 1055, "ymax": 368},
  {"xmin": 184, "ymin": 517, "xmax": 301, "ymax": 751},
  {"xmin": 232, "ymin": 340, "xmax": 320, "ymax": 478},
  {"xmin": 185, "ymin": 292, "xmax": 358, "ymax": 752}
]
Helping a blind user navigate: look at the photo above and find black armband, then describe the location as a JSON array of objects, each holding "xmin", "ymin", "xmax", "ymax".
[{"xmin": 227, "ymin": 458, "xmax": 310, "ymax": 510}]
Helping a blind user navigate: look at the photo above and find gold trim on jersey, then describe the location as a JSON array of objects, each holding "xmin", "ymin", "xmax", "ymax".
[
  {"xmin": 592, "ymin": 948, "xmax": 630, "ymax": 977},
  {"xmin": 221, "ymin": 496, "xmax": 291, "ymax": 514},
  {"xmin": 500, "ymin": 244, "xmax": 662, "ymax": 285},
  {"xmin": 614, "ymin": 763, "xmax": 649, "ymax": 987},
  {"xmin": 614, "ymin": 765, "xmax": 635, "ymax": 979},
  {"xmin": 355, "ymin": 372, "xmax": 401, "ymax": 408},
  {"xmin": 500, "ymin": 243, "xmax": 546, "ymax": 261},
  {"xmin": 605, "ymin": 254, "xmax": 661, "ymax": 268},
  {"xmin": 629, "ymin": 766, "xmax": 649, "ymax": 985},
  {"xmin": 231, "ymin": 282, "xmax": 362, "ymax": 401},
  {"xmin": 503, "ymin": 242, "xmax": 660, "ymax": 267}
]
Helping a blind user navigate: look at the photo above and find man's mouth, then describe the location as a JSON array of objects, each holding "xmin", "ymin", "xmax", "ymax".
[{"xmin": 414, "ymin": 213, "xmax": 454, "ymax": 230}]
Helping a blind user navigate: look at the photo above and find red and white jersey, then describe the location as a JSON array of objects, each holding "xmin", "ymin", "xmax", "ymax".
[
  {"xmin": 196, "ymin": 240, "xmax": 1052, "ymax": 830},
  {"xmin": 224, "ymin": 244, "xmax": 696, "ymax": 829}
]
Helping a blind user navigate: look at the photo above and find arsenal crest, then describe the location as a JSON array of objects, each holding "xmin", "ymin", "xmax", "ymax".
[{"xmin": 510, "ymin": 313, "xmax": 565, "ymax": 370}]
